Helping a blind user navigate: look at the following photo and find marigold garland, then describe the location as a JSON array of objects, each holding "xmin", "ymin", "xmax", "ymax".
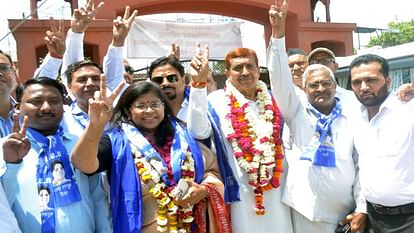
[
  {"xmin": 224, "ymin": 80, "xmax": 284, "ymax": 215},
  {"xmin": 133, "ymin": 135, "xmax": 196, "ymax": 232}
]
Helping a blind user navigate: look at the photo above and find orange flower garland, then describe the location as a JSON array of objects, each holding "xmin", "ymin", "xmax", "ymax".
[{"xmin": 224, "ymin": 80, "xmax": 284, "ymax": 215}]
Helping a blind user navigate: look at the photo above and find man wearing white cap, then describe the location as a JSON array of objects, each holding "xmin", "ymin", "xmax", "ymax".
[{"xmin": 308, "ymin": 47, "xmax": 360, "ymax": 109}]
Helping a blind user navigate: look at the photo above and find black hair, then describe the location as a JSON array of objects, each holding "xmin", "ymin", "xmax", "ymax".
[
  {"xmin": 148, "ymin": 56, "xmax": 184, "ymax": 79},
  {"xmin": 124, "ymin": 65, "xmax": 134, "ymax": 74},
  {"xmin": 349, "ymin": 54, "xmax": 389, "ymax": 78},
  {"xmin": 20, "ymin": 77, "xmax": 65, "ymax": 102},
  {"xmin": 0, "ymin": 50, "xmax": 13, "ymax": 65},
  {"xmin": 51, "ymin": 160, "xmax": 64, "ymax": 172},
  {"xmin": 64, "ymin": 60, "xmax": 103, "ymax": 85},
  {"xmin": 38, "ymin": 185, "xmax": 51, "ymax": 194},
  {"xmin": 111, "ymin": 81, "xmax": 181, "ymax": 147}
]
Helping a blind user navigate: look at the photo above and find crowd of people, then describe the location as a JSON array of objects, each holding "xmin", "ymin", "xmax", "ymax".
[{"xmin": 0, "ymin": 0, "xmax": 413, "ymax": 233}]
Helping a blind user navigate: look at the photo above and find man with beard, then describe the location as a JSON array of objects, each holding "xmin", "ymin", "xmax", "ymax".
[
  {"xmin": 349, "ymin": 54, "xmax": 414, "ymax": 233},
  {"xmin": 267, "ymin": 1, "xmax": 367, "ymax": 232},
  {"xmin": 148, "ymin": 55, "xmax": 212, "ymax": 139},
  {"xmin": 1, "ymin": 77, "xmax": 111, "ymax": 233}
]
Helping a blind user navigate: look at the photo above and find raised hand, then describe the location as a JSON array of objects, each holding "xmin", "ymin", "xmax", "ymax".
[
  {"xmin": 397, "ymin": 82, "xmax": 414, "ymax": 102},
  {"xmin": 3, "ymin": 114, "xmax": 30, "ymax": 164},
  {"xmin": 71, "ymin": 0, "xmax": 105, "ymax": 33},
  {"xmin": 189, "ymin": 43, "xmax": 210, "ymax": 85},
  {"xmin": 269, "ymin": 0, "xmax": 289, "ymax": 38},
  {"xmin": 88, "ymin": 74, "xmax": 125, "ymax": 127},
  {"xmin": 112, "ymin": 6, "xmax": 138, "ymax": 47},
  {"xmin": 168, "ymin": 42, "xmax": 181, "ymax": 60},
  {"xmin": 44, "ymin": 18, "xmax": 66, "ymax": 58}
]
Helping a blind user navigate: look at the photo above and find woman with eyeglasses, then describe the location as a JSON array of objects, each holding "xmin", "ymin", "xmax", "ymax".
[{"xmin": 71, "ymin": 80, "xmax": 231, "ymax": 233}]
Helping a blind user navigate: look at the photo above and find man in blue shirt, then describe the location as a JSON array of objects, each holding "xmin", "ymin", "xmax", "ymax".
[{"xmin": 1, "ymin": 77, "xmax": 110, "ymax": 233}]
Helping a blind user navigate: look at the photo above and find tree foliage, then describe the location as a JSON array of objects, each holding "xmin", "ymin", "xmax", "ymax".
[{"xmin": 368, "ymin": 20, "xmax": 414, "ymax": 47}]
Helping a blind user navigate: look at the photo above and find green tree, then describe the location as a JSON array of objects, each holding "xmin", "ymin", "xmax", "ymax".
[{"xmin": 368, "ymin": 20, "xmax": 414, "ymax": 47}]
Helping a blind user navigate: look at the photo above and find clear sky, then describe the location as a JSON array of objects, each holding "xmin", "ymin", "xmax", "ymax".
[{"xmin": 1, "ymin": 0, "xmax": 413, "ymax": 61}]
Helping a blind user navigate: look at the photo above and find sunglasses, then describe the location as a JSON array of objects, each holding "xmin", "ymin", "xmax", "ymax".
[{"xmin": 151, "ymin": 74, "xmax": 180, "ymax": 85}]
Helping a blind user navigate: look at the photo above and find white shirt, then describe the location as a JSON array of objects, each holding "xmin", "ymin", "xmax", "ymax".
[
  {"xmin": 208, "ymin": 87, "xmax": 293, "ymax": 233},
  {"xmin": 336, "ymin": 86, "xmax": 360, "ymax": 115},
  {"xmin": 33, "ymin": 54, "xmax": 62, "ymax": 79},
  {"xmin": 267, "ymin": 37, "xmax": 365, "ymax": 223},
  {"xmin": 353, "ymin": 93, "xmax": 414, "ymax": 206}
]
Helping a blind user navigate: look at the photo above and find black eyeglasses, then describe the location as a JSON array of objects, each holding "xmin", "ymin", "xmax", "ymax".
[
  {"xmin": 151, "ymin": 74, "xmax": 180, "ymax": 85},
  {"xmin": 309, "ymin": 57, "xmax": 335, "ymax": 65},
  {"xmin": 0, "ymin": 63, "xmax": 12, "ymax": 73}
]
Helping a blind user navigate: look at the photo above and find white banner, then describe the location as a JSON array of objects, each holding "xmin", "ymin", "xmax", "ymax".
[{"xmin": 127, "ymin": 18, "xmax": 243, "ymax": 59}]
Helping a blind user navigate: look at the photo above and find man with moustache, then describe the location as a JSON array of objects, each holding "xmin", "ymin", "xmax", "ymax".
[
  {"xmin": 267, "ymin": 0, "xmax": 366, "ymax": 232},
  {"xmin": 1, "ymin": 77, "xmax": 110, "ymax": 233},
  {"xmin": 308, "ymin": 47, "xmax": 360, "ymax": 109},
  {"xmin": 349, "ymin": 54, "xmax": 414, "ymax": 233},
  {"xmin": 148, "ymin": 55, "xmax": 212, "ymax": 139}
]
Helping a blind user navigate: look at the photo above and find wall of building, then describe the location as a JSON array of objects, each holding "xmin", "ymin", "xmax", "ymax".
[{"xmin": 11, "ymin": 0, "xmax": 355, "ymax": 82}]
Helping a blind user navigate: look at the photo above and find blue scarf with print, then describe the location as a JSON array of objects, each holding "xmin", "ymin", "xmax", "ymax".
[
  {"xmin": 300, "ymin": 97, "xmax": 342, "ymax": 167},
  {"xmin": 27, "ymin": 127, "xmax": 82, "ymax": 233}
]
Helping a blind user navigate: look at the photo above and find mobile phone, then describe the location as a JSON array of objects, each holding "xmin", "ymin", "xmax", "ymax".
[
  {"xmin": 175, "ymin": 179, "xmax": 189, "ymax": 200},
  {"xmin": 335, "ymin": 223, "xmax": 351, "ymax": 233}
]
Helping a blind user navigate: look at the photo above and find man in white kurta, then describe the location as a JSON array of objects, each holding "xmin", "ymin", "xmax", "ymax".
[
  {"xmin": 207, "ymin": 83, "xmax": 293, "ymax": 233},
  {"xmin": 186, "ymin": 3, "xmax": 294, "ymax": 232},
  {"xmin": 266, "ymin": 2, "xmax": 366, "ymax": 232}
]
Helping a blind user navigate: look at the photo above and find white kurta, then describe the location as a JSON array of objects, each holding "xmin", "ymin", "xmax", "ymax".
[
  {"xmin": 267, "ymin": 37, "xmax": 365, "ymax": 225},
  {"xmin": 208, "ymin": 88, "xmax": 293, "ymax": 233}
]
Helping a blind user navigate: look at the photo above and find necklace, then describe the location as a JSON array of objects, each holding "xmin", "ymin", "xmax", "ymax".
[{"xmin": 224, "ymin": 80, "xmax": 284, "ymax": 215}]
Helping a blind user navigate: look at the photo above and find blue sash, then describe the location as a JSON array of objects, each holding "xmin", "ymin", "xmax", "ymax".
[
  {"xmin": 27, "ymin": 127, "xmax": 82, "ymax": 233},
  {"xmin": 207, "ymin": 105, "xmax": 240, "ymax": 203},
  {"xmin": 300, "ymin": 97, "xmax": 342, "ymax": 167},
  {"xmin": 107, "ymin": 129, "xmax": 142, "ymax": 233},
  {"xmin": 122, "ymin": 119, "xmax": 204, "ymax": 184}
]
